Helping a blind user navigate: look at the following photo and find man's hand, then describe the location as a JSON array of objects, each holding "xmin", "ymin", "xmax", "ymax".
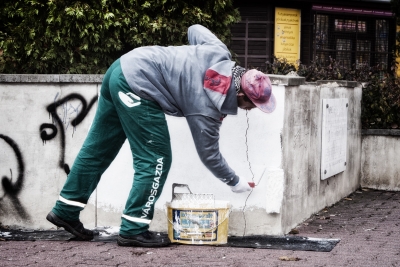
[{"xmin": 230, "ymin": 177, "xmax": 252, "ymax": 193}]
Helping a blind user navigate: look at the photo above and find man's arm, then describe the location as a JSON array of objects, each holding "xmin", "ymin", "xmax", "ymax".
[{"xmin": 185, "ymin": 115, "xmax": 239, "ymax": 186}]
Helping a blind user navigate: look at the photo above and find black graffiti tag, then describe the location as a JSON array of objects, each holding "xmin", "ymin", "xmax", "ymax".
[
  {"xmin": 0, "ymin": 134, "xmax": 29, "ymax": 220},
  {"xmin": 40, "ymin": 93, "xmax": 97, "ymax": 174}
]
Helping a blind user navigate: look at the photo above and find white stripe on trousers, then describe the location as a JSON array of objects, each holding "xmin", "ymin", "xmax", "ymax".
[
  {"xmin": 122, "ymin": 214, "xmax": 151, "ymax": 224},
  {"xmin": 58, "ymin": 195, "xmax": 86, "ymax": 208}
]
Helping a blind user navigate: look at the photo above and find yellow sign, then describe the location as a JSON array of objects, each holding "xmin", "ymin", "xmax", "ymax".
[{"xmin": 274, "ymin": 7, "xmax": 301, "ymax": 66}]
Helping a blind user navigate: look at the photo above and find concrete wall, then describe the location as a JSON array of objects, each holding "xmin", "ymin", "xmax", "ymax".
[
  {"xmin": 361, "ymin": 130, "xmax": 400, "ymax": 191},
  {"xmin": 280, "ymin": 81, "xmax": 362, "ymax": 234},
  {"xmin": 0, "ymin": 74, "xmax": 362, "ymax": 236}
]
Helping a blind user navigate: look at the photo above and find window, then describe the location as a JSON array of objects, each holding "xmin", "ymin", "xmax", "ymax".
[
  {"xmin": 315, "ymin": 15, "xmax": 329, "ymax": 63},
  {"xmin": 334, "ymin": 19, "xmax": 366, "ymax": 33},
  {"xmin": 336, "ymin": 39, "xmax": 352, "ymax": 68},
  {"xmin": 357, "ymin": 40, "xmax": 371, "ymax": 65},
  {"xmin": 313, "ymin": 13, "xmax": 392, "ymax": 69},
  {"xmin": 230, "ymin": 6, "xmax": 274, "ymax": 70},
  {"xmin": 375, "ymin": 20, "xmax": 389, "ymax": 67}
]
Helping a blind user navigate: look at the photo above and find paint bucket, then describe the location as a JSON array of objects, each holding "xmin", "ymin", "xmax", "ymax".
[{"xmin": 166, "ymin": 183, "xmax": 231, "ymax": 245}]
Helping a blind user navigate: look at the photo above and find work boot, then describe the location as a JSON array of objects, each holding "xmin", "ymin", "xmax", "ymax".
[
  {"xmin": 46, "ymin": 211, "xmax": 95, "ymax": 241},
  {"xmin": 117, "ymin": 231, "xmax": 171, "ymax": 247}
]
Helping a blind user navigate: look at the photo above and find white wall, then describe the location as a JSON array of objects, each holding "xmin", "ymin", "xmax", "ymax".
[
  {"xmin": 0, "ymin": 75, "xmax": 363, "ymax": 236},
  {"xmin": 0, "ymin": 75, "xmax": 286, "ymax": 235},
  {"xmin": 362, "ymin": 133, "xmax": 400, "ymax": 191},
  {"xmin": 281, "ymin": 81, "xmax": 363, "ymax": 234},
  {"xmin": 0, "ymin": 82, "xmax": 99, "ymax": 228}
]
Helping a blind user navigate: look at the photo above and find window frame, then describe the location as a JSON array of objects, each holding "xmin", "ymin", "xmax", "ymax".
[{"xmin": 313, "ymin": 11, "xmax": 394, "ymax": 69}]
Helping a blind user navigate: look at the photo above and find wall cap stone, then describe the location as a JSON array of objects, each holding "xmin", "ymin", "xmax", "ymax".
[
  {"xmin": 316, "ymin": 80, "xmax": 359, "ymax": 88},
  {"xmin": 362, "ymin": 129, "xmax": 400, "ymax": 136},
  {"xmin": 266, "ymin": 74, "xmax": 305, "ymax": 86},
  {"xmin": 0, "ymin": 74, "xmax": 362, "ymax": 89},
  {"xmin": 0, "ymin": 74, "xmax": 104, "ymax": 83}
]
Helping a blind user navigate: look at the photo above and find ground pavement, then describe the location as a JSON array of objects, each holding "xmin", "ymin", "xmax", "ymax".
[{"xmin": 1, "ymin": 189, "xmax": 399, "ymax": 267}]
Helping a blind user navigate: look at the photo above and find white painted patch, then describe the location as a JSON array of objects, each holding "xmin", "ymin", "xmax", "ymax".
[
  {"xmin": 265, "ymin": 168, "xmax": 284, "ymax": 213},
  {"xmin": 0, "ymin": 231, "xmax": 12, "ymax": 237},
  {"xmin": 97, "ymin": 226, "xmax": 120, "ymax": 237},
  {"xmin": 320, "ymin": 82, "xmax": 340, "ymax": 88}
]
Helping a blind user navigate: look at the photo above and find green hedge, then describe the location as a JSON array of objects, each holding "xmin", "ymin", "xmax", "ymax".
[
  {"xmin": 361, "ymin": 69, "xmax": 400, "ymax": 129},
  {"xmin": 0, "ymin": 0, "xmax": 240, "ymax": 74},
  {"xmin": 265, "ymin": 56, "xmax": 400, "ymax": 130}
]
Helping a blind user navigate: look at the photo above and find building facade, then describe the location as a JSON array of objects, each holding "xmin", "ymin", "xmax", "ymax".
[{"xmin": 231, "ymin": 0, "xmax": 395, "ymax": 71}]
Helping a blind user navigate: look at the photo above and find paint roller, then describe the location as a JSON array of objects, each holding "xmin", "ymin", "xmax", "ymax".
[{"xmin": 248, "ymin": 166, "xmax": 267, "ymax": 188}]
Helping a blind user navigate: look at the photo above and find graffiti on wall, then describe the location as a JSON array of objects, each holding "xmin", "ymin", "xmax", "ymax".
[
  {"xmin": 40, "ymin": 93, "xmax": 98, "ymax": 174},
  {"xmin": 0, "ymin": 134, "xmax": 29, "ymax": 220},
  {"xmin": 0, "ymin": 92, "xmax": 97, "ymax": 222}
]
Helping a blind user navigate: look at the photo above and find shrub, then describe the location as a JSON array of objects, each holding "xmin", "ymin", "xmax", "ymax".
[
  {"xmin": 265, "ymin": 56, "xmax": 297, "ymax": 75},
  {"xmin": 265, "ymin": 56, "xmax": 400, "ymax": 130},
  {"xmin": 0, "ymin": 0, "xmax": 240, "ymax": 74},
  {"xmin": 361, "ymin": 65, "xmax": 400, "ymax": 129},
  {"xmin": 297, "ymin": 57, "xmax": 350, "ymax": 81}
]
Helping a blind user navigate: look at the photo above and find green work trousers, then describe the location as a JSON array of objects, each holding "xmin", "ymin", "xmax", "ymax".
[{"xmin": 52, "ymin": 59, "xmax": 172, "ymax": 235}]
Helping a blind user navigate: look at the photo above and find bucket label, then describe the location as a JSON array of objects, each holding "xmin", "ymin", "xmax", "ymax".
[{"xmin": 172, "ymin": 209, "xmax": 218, "ymax": 241}]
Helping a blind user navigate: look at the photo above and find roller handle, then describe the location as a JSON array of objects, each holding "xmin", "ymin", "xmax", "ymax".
[{"xmin": 171, "ymin": 183, "xmax": 192, "ymax": 201}]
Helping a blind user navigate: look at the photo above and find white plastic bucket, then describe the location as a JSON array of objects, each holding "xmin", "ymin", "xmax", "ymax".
[{"xmin": 166, "ymin": 183, "xmax": 231, "ymax": 245}]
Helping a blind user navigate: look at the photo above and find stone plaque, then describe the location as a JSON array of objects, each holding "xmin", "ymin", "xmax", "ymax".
[{"xmin": 321, "ymin": 98, "xmax": 348, "ymax": 180}]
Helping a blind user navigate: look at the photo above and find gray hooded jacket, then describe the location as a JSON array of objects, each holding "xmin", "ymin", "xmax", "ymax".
[{"xmin": 120, "ymin": 24, "xmax": 239, "ymax": 186}]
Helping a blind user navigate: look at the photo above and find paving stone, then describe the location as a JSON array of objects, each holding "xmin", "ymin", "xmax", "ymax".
[{"xmin": 1, "ymin": 189, "xmax": 400, "ymax": 266}]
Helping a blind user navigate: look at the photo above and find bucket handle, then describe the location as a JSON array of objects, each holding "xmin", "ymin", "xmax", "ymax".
[
  {"xmin": 164, "ymin": 204, "xmax": 231, "ymax": 233},
  {"xmin": 171, "ymin": 183, "xmax": 192, "ymax": 201}
]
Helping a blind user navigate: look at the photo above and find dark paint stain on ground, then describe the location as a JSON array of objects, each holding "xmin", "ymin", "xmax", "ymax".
[{"xmin": 0, "ymin": 228, "xmax": 339, "ymax": 252}]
